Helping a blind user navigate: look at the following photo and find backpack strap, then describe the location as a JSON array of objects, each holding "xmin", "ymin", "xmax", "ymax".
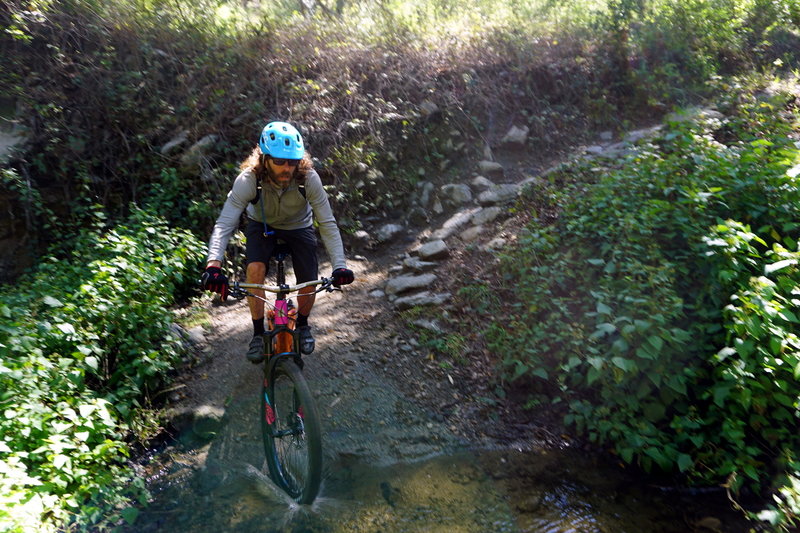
[
  {"xmin": 251, "ymin": 181, "xmax": 305, "ymax": 203},
  {"xmin": 250, "ymin": 181, "xmax": 261, "ymax": 205}
]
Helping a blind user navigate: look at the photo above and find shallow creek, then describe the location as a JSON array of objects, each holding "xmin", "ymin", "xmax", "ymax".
[
  {"xmin": 128, "ymin": 386, "xmax": 750, "ymax": 533},
  {"xmin": 127, "ymin": 293, "xmax": 753, "ymax": 532}
]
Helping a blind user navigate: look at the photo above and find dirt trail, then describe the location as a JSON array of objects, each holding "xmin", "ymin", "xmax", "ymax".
[{"xmin": 171, "ymin": 243, "xmax": 479, "ymax": 470}]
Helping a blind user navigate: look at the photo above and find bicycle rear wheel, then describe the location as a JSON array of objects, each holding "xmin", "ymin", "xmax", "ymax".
[{"xmin": 261, "ymin": 358, "xmax": 322, "ymax": 504}]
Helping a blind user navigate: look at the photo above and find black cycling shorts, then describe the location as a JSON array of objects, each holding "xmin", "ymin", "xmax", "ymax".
[{"xmin": 244, "ymin": 221, "xmax": 319, "ymax": 283}]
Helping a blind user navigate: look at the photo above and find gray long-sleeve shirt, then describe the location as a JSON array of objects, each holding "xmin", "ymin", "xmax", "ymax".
[{"xmin": 206, "ymin": 168, "xmax": 347, "ymax": 270}]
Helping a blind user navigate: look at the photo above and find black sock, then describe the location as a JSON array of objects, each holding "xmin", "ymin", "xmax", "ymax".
[
  {"xmin": 296, "ymin": 313, "xmax": 309, "ymax": 328},
  {"xmin": 253, "ymin": 317, "xmax": 265, "ymax": 336}
]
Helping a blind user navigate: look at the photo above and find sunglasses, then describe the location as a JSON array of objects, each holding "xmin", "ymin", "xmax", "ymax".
[{"xmin": 270, "ymin": 157, "xmax": 301, "ymax": 167}]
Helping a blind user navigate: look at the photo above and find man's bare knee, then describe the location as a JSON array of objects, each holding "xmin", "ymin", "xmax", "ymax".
[{"xmin": 247, "ymin": 262, "xmax": 267, "ymax": 282}]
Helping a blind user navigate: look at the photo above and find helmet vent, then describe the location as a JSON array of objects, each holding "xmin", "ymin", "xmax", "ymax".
[{"xmin": 269, "ymin": 133, "xmax": 276, "ymax": 140}]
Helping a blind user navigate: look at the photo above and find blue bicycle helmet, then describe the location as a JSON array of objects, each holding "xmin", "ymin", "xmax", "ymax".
[{"xmin": 259, "ymin": 121, "xmax": 305, "ymax": 159}]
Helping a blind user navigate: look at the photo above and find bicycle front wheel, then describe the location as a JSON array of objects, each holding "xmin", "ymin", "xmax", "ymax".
[{"xmin": 261, "ymin": 358, "xmax": 322, "ymax": 504}]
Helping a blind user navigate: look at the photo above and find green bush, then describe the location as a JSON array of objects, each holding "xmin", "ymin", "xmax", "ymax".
[
  {"xmin": 0, "ymin": 208, "xmax": 204, "ymax": 532},
  {"xmin": 493, "ymin": 89, "xmax": 800, "ymax": 526}
]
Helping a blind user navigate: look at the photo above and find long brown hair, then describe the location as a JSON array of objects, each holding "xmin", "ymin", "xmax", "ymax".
[{"xmin": 239, "ymin": 147, "xmax": 314, "ymax": 184}]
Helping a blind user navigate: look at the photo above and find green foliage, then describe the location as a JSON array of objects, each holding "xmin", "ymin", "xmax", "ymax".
[
  {"xmin": 493, "ymin": 89, "xmax": 800, "ymax": 525},
  {"xmin": 0, "ymin": 209, "xmax": 204, "ymax": 531}
]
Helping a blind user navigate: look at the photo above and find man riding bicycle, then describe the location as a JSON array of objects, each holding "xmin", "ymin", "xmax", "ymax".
[{"xmin": 201, "ymin": 121, "xmax": 354, "ymax": 363}]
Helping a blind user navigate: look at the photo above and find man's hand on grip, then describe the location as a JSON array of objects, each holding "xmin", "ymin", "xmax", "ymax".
[
  {"xmin": 201, "ymin": 266, "xmax": 229, "ymax": 301},
  {"xmin": 331, "ymin": 267, "xmax": 354, "ymax": 287}
]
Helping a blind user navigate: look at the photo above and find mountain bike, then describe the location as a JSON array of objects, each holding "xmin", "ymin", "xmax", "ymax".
[{"xmin": 227, "ymin": 243, "xmax": 338, "ymax": 504}]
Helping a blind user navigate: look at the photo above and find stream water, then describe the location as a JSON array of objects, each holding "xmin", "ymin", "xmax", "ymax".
[
  {"xmin": 128, "ymin": 391, "xmax": 752, "ymax": 533},
  {"xmin": 125, "ymin": 292, "xmax": 755, "ymax": 532}
]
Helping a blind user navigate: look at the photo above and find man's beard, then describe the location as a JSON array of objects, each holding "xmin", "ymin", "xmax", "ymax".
[{"xmin": 267, "ymin": 165, "xmax": 294, "ymax": 187}]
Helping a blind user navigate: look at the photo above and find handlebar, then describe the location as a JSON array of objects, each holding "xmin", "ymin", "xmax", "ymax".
[{"xmin": 227, "ymin": 277, "xmax": 339, "ymax": 301}]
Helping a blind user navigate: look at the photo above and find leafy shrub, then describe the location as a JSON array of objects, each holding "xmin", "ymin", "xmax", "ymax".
[
  {"xmin": 492, "ymin": 90, "xmax": 800, "ymax": 525},
  {"xmin": 0, "ymin": 208, "xmax": 204, "ymax": 531}
]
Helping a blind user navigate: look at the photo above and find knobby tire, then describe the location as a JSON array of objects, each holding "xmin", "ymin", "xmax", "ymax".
[{"xmin": 261, "ymin": 358, "xmax": 322, "ymax": 504}]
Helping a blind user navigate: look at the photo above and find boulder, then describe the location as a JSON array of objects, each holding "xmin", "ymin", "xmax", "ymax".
[
  {"xmin": 375, "ymin": 223, "xmax": 404, "ymax": 244},
  {"xmin": 180, "ymin": 134, "xmax": 219, "ymax": 169},
  {"xmin": 478, "ymin": 160, "xmax": 504, "ymax": 179},
  {"xmin": 482, "ymin": 237, "xmax": 508, "ymax": 252},
  {"xmin": 623, "ymin": 126, "xmax": 662, "ymax": 144},
  {"xmin": 393, "ymin": 291, "xmax": 451, "ymax": 310},
  {"xmin": 477, "ymin": 184, "xmax": 519, "ymax": 206},
  {"xmin": 385, "ymin": 273, "xmax": 437, "ymax": 296},
  {"xmin": 403, "ymin": 257, "xmax": 439, "ymax": 272},
  {"xmin": 440, "ymin": 183, "xmax": 472, "ymax": 206},
  {"xmin": 187, "ymin": 326, "xmax": 205, "ymax": 344},
  {"xmin": 161, "ymin": 130, "xmax": 189, "ymax": 155},
  {"xmin": 585, "ymin": 145, "xmax": 605, "ymax": 155},
  {"xmin": 470, "ymin": 175, "xmax": 494, "ymax": 192},
  {"xmin": 418, "ymin": 181, "xmax": 435, "ymax": 208},
  {"xmin": 420, "ymin": 100, "xmax": 440, "ymax": 117},
  {"xmin": 666, "ymin": 107, "xmax": 724, "ymax": 124},
  {"xmin": 0, "ymin": 125, "xmax": 26, "ymax": 164},
  {"xmin": 432, "ymin": 197, "xmax": 444, "ymax": 215},
  {"xmin": 192, "ymin": 405, "xmax": 225, "ymax": 439},
  {"xmin": 501, "ymin": 124, "xmax": 530, "ymax": 148},
  {"xmin": 430, "ymin": 208, "xmax": 480, "ymax": 240},
  {"xmin": 164, "ymin": 404, "xmax": 225, "ymax": 443},
  {"xmin": 460, "ymin": 225, "xmax": 484, "ymax": 242},
  {"xmin": 408, "ymin": 206, "xmax": 429, "ymax": 226},
  {"xmin": 412, "ymin": 319, "xmax": 443, "ymax": 332},
  {"xmin": 472, "ymin": 206, "xmax": 503, "ymax": 226},
  {"xmin": 417, "ymin": 239, "xmax": 449, "ymax": 260},
  {"xmin": 350, "ymin": 230, "xmax": 373, "ymax": 249}
]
